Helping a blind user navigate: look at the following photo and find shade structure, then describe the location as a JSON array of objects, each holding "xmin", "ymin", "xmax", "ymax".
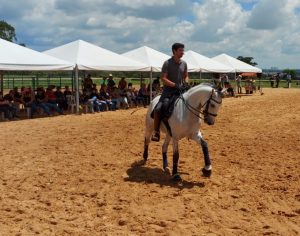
[
  {"xmin": 0, "ymin": 38, "xmax": 73, "ymax": 71},
  {"xmin": 43, "ymin": 40, "xmax": 148, "ymax": 71},
  {"xmin": 211, "ymin": 53, "xmax": 262, "ymax": 73},
  {"xmin": 122, "ymin": 46, "xmax": 170, "ymax": 72},
  {"xmin": 183, "ymin": 50, "xmax": 234, "ymax": 73}
]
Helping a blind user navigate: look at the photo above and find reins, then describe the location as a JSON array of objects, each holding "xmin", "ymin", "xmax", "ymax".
[{"xmin": 178, "ymin": 88, "xmax": 221, "ymax": 120}]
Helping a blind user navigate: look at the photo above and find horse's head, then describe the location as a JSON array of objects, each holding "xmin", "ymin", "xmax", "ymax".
[{"xmin": 203, "ymin": 88, "xmax": 223, "ymax": 125}]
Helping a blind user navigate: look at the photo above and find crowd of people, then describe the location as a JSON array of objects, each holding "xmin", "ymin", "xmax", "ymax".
[
  {"xmin": 79, "ymin": 74, "xmax": 162, "ymax": 113},
  {"xmin": 0, "ymin": 74, "xmax": 162, "ymax": 121}
]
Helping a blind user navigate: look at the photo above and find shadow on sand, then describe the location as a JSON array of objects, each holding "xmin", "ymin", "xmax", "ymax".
[{"xmin": 124, "ymin": 160, "xmax": 205, "ymax": 189}]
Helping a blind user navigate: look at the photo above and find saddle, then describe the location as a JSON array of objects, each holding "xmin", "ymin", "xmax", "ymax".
[{"xmin": 151, "ymin": 93, "xmax": 181, "ymax": 137}]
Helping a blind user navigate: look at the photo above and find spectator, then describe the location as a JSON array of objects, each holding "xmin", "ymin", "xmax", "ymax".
[
  {"xmin": 21, "ymin": 86, "xmax": 37, "ymax": 118},
  {"xmin": 83, "ymin": 74, "xmax": 93, "ymax": 91},
  {"xmin": 99, "ymin": 84, "xmax": 115, "ymax": 110},
  {"xmin": 101, "ymin": 76, "xmax": 107, "ymax": 86},
  {"xmin": 3, "ymin": 90, "xmax": 19, "ymax": 116},
  {"xmin": 236, "ymin": 74, "xmax": 242, "ymax": 94},
  {"xmin": 126, "ymin": 83, "xmax": 137, "ymax": 107},
  {"xmin": 107, "ymin": 74, "xmax": 116, "ymax": 92},
  {"xmin": 136, "ymin": 83, "xmax": 149, "ymax": 107},
  {"xmin": 0, "ymin": 95, "xmax": 17, "ymax": 120},
  {"xmin": 54, "ymin": 86, "xmax": 67, "ymax": 110},
  {"xmin": 287, "ymin": 74, "xmax": 292, "ymax": 88},
  {"xmin": 36, "ymin": 87, "xmax": 63, "ymax": 116},
  {"xmin": 275, "ymin": 73, "xmax": 280, "ymax": 88},
  {"xmin": 64, "ymin": 85, "xmax": 72, "ymax": 97},
  {"xmin": 118, "ymin": 77, "xmax": 127, "ymax": 90}
]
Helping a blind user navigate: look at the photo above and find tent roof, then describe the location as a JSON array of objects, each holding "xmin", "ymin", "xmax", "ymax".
[
  {"xmin": 122, "ymin": 46, "xmax": 170, "ymax": 72},
  {"xmin": 183, "ymin": 50, "xmax": 235, "ymax": 73},
  {"xmin": 211, "ymin": 53, "xmax": 262, "ymax": 73},
  {"xmin": 44, "ymin": 40, "xmax": 148, "ymax": 71},
  {"xmin": 0, "ymin": 38, "xmax": 73, "ymax": 71}
]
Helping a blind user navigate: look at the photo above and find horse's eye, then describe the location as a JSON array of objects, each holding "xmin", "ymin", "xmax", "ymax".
[{"xmin": 211, "ymin": 103, "xmax": 216, "ymax": 108}]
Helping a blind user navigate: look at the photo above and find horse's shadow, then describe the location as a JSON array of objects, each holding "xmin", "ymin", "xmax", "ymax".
[{"xmin": 124, "ymin": 159, "xmax": 205, "ymax": 189}]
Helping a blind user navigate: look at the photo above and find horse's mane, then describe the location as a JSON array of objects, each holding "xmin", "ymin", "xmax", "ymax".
[{"xmin": 187, "ymin": 82, "xmax": 215, "ymax": 94}]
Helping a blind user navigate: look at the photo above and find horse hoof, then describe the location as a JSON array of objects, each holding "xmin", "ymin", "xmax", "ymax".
[
  {"xmin": 172, "ymin": 173, "xmax": 182, "ymax": 182},
  {"xmin": 201, "ymin": 168, "xmax": 212, "ymax": 178},
  {"xmin": 164, "ymin": 167, "xmax": 171, "ymax": 175},
  {"xmin": 143, "ymin": 153, "xmax": 148, "ymax": 161}
]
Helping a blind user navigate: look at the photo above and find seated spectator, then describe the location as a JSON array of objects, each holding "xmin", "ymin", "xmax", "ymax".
[
  {"xmin": 117, "ymin": 87, "xmax": 129, "ymax": 109},
  {"xmin": 3, "ymin": 90, "xmax": 19, "ymax": 117},
  {"xmin": 118, "ymin": 77, "xmax": 127, "ymax": 90},
  {"xmin": 152, "ymin": 77, "xmax": 161, "ymax": 97},
  {"xmin": 36, "ymin": 87, "xmax": 63, "ymax": 116},
  {"xmin": 21, "ymin": 87, "xmax": 37, "ymax": 118},
  {"xmin": 80, "ymin": 89, "xmax": 94, "ymax": 113},
  {"xmin": 83, "ymin": 74, "xmax": 93, "ymax": 91},
  {"xmin": 136, "ymin": 83, "xmax": 149, "ymax": 107},
  {"xmin": 89, "ymin": 88, "xmax": 107, "ymax": 112},
  {"xmin": 226, "ymin": 83, "xmax": 235, "ymax": 97},
  {"xmin": 54, "ymin": 86, "xmax": 67, "ymax": 110},
  {"xmin": 64, "ymin": 85, "xmax": 72, "ymax": 97},
  {"xmin": 12, "ymin": 87, "xmax": 23, "ymax": 111},
  {"xmin": 126, "ymin": 83, "xmax": 137, "ymax": 107},
  {"xmin": 99, "ymin": 84, "xmax": 115, "ymax": 111},
  {"xmin": 0, "ymin": 95, "xmax": 17, "ymax": 120}
]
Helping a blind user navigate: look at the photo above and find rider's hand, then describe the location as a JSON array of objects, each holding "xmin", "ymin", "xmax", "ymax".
[{"xmin": 175, "ymin": 83, "xmax": 185, "ymax": 92}]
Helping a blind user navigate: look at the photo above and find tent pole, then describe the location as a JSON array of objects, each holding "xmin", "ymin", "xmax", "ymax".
[
  {"xmin": 0, "ymin": 71, "xmax": 3, "ymax": 97},
  {"xmin": 150, "ymin": 68, "xmax": 153, "ymax": 101},
  {"xmin": 75, "ymin": 65, "xmax": 80, "ymax": 114}
]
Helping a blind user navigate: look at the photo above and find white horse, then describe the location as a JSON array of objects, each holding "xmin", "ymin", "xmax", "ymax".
[{"xmin": 143, "ymin": 83, "xmax": 223, "ymax": 181}]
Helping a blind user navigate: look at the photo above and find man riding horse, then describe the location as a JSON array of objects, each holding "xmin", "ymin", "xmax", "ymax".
[{"xmin": 152, "ymin": 43, "xmax": 189, "ymax": 142}]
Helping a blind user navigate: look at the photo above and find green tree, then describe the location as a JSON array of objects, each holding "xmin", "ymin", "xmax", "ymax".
[
  {"xmin": 283, "ymin": 69, "xmax": 296, "ymax": 79},
  {"xmin": 0, "ymin": 20, "xmax": 16, "ymax": 42},
  {"xmin": 237, "ymin": 56, "xmax": 258, "ymax": 66}
]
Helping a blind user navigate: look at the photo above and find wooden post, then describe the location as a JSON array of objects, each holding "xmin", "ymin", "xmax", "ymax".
[{"xmin": 0, "ymin": 71, "xmax": 3, "ymax": 97}]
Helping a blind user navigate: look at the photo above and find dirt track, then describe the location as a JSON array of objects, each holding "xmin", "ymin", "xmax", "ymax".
[{"xmin": 0, "ymin": 88, "xmax": 299, "ymax": 235}]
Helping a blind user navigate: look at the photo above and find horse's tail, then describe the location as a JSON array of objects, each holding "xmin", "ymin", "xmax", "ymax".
[{"xmin": 144, "ymin": 96, "xmax": 160, "ymax": 138}]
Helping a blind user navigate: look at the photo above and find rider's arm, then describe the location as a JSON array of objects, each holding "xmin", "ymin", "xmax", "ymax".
[
  {"xmin": 161, "ymin": 72, "xmax": 177, "ymax": 88},
  {"xmin": 183, "ymin": 70, "xmax": 189, "ymax": 84}
]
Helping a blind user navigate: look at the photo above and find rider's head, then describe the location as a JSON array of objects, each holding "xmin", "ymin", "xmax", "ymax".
[{"xmin": 172, "ymin": 43, "xmax": 184, "ymax": 58}]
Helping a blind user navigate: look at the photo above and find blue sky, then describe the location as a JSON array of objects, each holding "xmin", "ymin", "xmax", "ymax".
[{"xmin": 1, "ymin": 0, "xmax": 300, "ymax": 69}]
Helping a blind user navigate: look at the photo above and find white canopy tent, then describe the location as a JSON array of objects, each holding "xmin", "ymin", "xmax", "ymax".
[
  {"xmin": 122, "ymin": 46, "xmax": 172, "ymax": 100},
  {"xmin": 211, "ymin": 53, "xmax": 262, "ymax": 73},
  {"xmin": 0, "ymin": 38, "xmax": 73, "ymax": 71},
  {"xmin": 0, "ymin": 38, "xmax": 73, "ymax": 96},
  {"xmin": 122, "ymin": 46, "xmax": 169, "ymax": 72},
  {"xmin": 182, "ymin": 50, "xmax": 235, "ymax": 73},
  {"xmin": 44, "ymin": 40, "xmax": 148, "ymax": 112}
]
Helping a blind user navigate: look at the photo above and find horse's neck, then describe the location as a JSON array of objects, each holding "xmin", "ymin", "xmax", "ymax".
[{"xmin": 184, "ymin": 86, "xmax": 211, "ymax": 108}]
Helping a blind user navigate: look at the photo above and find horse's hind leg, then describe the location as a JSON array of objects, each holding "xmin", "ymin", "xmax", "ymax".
[
  {"xmin": 171, "ymin": 139, "xmax": 182, "ymax": 181},
  {"xmin": 162, "ymin": 134, "xmax": 171, "ymax": 174},
  {"xmin": 143, "ymin": 135, "xmax": 151, "ymax": 161}
]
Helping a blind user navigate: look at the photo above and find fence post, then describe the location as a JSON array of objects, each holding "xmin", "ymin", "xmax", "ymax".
[{"xmin": 32, "ymin": 77, "xmax": 36, "ymax": 90}]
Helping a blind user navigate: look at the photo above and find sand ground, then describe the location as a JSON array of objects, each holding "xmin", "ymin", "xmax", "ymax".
[{"xmin": 0, "ymin": 88, "xmax": 299, "ymax": 235}]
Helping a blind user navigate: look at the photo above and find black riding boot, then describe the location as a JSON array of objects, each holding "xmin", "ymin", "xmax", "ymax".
[{"xmin": 151, "ymin": 111, "xmax": 160, "ymax": 142}]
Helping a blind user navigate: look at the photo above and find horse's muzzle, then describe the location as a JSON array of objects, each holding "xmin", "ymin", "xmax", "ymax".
[{"xmin": 204, "ymin": 117, "xmax": 215, "ymax": 125}]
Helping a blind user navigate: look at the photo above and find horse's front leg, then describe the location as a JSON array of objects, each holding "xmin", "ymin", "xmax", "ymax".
[
  {"xmin": 143, "ymin": 136, "xmax": 151, "ymax": 162},
  {"xmin": 171, "ymin": 139, "xmax": 181, "ymax": 181},
  {"xmin": 192, "ymin": 132, "xmax": 212, "ymax": 177},
  {"xmin": 162, "ymin": 134, "xmax": 171, "ymax": 174}
]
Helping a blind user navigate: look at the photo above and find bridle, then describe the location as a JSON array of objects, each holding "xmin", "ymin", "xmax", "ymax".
[{"xmin": 179, "ymin": 88, "xmax": 222, "ymax": 120}]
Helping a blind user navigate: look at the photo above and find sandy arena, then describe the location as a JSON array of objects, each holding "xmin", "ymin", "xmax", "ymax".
[{"xmin": 0, "ymin": 88, "xmax": 299, "ymax": 235}]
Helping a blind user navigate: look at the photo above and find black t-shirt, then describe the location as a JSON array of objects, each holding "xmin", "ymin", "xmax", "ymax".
[{"xmin": 35, "ymin": 92, "xmax": 46, "ymax": 103}]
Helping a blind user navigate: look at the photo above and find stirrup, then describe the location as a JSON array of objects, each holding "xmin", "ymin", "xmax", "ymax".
[{"xmin": 151, "ymin": 131, "xmax": 160, "ymax": 142}]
